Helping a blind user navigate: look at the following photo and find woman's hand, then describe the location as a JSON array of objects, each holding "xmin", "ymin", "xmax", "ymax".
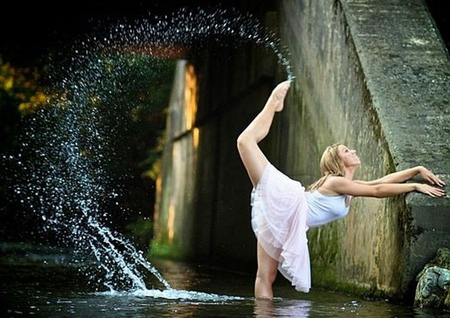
[
  {"xmin": 415, "ymin": 183, "xmax": 446, "ymax": 197},
  {"xmin": 418, "ymin": 166, "xmax": 446, "ymax": 187}
]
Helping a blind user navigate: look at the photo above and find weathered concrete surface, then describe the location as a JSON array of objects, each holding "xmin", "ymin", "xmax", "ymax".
[
  {"xmin": 153, "ymin": 0, "xmax": 450, "ymax": 301},
  {"xmin": 279, "ymin": 0, "xmax": 450, "ymax": 299},
  {"xmin": 153, "ymin": 61, "xmax": 200, "ymax": 258}
]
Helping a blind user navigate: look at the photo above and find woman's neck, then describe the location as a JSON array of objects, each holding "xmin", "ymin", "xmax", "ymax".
[{"xmin": 344, "ymin": 167, "xmax": 358, "ymax": 180}]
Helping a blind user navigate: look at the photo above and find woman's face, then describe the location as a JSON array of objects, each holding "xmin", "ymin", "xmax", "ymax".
[{"xmin": 338, "ymin": 145, "xmax": 361, "ymax": 168}]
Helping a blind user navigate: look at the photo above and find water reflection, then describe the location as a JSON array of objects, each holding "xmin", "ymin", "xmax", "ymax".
[
  {"xmin": 2, "ymin": 243, "xmax": 450, "ymax": 317},
  {"xmin": 254, "ymin": 298, "xmax": 312, "ymax": 317}
]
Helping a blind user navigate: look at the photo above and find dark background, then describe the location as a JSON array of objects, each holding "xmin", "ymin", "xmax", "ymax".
[
  {"xmin": 1, "ymin": 0, "xmax": 447, "ymax": 66},
  {"xmin": 0, "ymin": 0, "xmax": 264, "ymax": 66}
]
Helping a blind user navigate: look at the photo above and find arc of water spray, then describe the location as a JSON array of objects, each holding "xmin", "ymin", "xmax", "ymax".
[{"xmin": 9, "ymin": 6, "xmax": 295, "ymax": 299}]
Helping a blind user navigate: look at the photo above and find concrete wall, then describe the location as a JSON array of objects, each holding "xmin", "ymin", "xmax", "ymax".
[
  {"xmin": 279, "ymin": 0, "xmax": 450, "ymax": 297},
  {"xmin": 153, "ymin": 0, "xmax": 450, "ymax": 300}
]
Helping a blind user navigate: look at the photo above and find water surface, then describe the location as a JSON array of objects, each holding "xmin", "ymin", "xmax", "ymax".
[{"xmin": 1, "ymin": 243, "xmax": 449, "ymax": 317}]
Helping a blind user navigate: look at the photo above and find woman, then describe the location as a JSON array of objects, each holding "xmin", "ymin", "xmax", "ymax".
[{"xmin": 236, "ymin": 80, "xmax": 446, "ymax": 300}]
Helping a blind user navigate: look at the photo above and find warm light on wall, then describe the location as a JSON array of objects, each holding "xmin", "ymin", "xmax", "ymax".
[
  {"xmin": 153, "ymin": 174, "xmax": 162, "ymax": 225},
  {"xmin": 168, "ymin": 202, "xmax": 175, "ymax": 243},
  {"xmin": 153, "ymin": 61, "xmax": 200, "ymax": 255},
  {"xmin": 193, "ymin": 127, "xmax": 200, "ymax": 150},
  {"xmin": 184, "ymin": 64, "xmax": 198, "ymax": 131}
]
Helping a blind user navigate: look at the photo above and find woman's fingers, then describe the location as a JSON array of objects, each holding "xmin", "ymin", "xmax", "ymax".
[
  {"xmin": 423, "ymin": 170, "xmax": 446, "ymax": 187},
  {"xmin": 426, "ymin": 185, "xmax": 446, "ymax": 197},
  {"xmin": 417, "ymin": 184, "xmax": 446, "ymax": 197}
]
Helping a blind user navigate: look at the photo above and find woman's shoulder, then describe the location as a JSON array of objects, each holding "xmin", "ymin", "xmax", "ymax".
[{"xmin": 319, "ymin": 176, "xmax": 350, "ymax": 196}]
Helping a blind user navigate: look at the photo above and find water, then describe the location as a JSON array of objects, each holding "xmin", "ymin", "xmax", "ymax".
[
  {"xmin": 5, "ymin": 54, "xmax": 176, "ymax": 292},
  {"xmin": 2, "ymin": 243, "xmax": 450, "ymax": 317},
  {"xmin": 1, "ymin": 5, "xmax": 448, "ymax": 317}
]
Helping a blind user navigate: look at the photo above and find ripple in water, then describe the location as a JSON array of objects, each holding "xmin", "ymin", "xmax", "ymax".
[{"xmin": 5, "ymin": 6, "xmax": 293, "ymax": 301}]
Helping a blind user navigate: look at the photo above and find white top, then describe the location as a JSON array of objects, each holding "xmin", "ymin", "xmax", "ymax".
[{"xmin": 305, "ymin": 190, "xmax": 350, "ymax": 228}]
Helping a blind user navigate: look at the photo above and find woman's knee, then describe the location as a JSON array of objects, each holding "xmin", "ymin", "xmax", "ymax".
[
  {"xmin": 237, "ymin": 133, "xmax": 250, "ymax": 152},
  {"xmin": 256, "ymin": 266, "xmax": 278, "ymax": 284}
]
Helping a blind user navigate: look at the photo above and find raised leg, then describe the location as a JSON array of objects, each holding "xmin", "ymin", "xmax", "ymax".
[{"xmin": 236, "ymin": 80, "xmax": 291, "ymax": 187}]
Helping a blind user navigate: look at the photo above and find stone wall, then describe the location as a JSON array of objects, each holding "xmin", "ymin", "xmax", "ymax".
[
  {"xmin": 153, "ymin": 0, "xmax": 450, "ymax": 300},
  {"xmin": 278, "ymin": 0, "xmax": 450, "ymax": 297}
]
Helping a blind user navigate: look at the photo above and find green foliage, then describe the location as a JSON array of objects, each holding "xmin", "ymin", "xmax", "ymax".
[
  {"xmin": 0, "ymin": 56, "xmax": 49, "ymax": 115},
  {"xmin": 124, "ymin": 217, "xmax": 154, "ymax": 252},
  {"xmin": 0, "ymin": 56, "xmax": 49, "ymax": 151},
  {"xmin": 149, "ymin": 240, "xmax": 185, "ymax": 260}
]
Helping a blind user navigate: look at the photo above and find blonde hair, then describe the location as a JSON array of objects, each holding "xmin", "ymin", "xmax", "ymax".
[{"xmin": 307, "ymin": 142, "xmax": 346, "ymax": 191}]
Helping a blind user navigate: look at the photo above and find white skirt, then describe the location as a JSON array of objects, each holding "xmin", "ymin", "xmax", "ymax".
[{"xmin": 251, "ymin": 163, "xmax": 311, "ymax": 292}]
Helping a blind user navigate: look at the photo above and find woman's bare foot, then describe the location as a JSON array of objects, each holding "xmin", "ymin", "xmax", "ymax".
[{"xmin": 268, "ymin": 81, "xmax": 291, "ymax": 112}]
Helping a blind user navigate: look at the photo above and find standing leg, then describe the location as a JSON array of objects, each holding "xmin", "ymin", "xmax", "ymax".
[
  {"xmin": 255, "ymin": 242, "xmax": 279, "ymax": 299},
  {"xmin": 236, "ymin": 81, "xmax": 290, "ymax": 187}
]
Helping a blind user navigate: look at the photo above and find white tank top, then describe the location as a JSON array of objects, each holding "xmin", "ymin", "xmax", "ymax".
[{"xmin": 305, "ymin": 190, "xmax": 350, "ymax": 228}]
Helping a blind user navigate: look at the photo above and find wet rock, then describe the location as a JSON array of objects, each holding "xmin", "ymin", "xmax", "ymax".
[{"xmin": 414, "ymin": 247, "xmax": 450, "ymax": 309}]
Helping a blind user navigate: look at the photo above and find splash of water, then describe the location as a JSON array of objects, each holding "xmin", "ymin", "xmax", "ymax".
[
  {"xmin": 82, "ymin": 6, "xmax": 294, "ymax": 81},
  {"xmin": 97, "ymin": 288, "xmax": 244, "ymax": 302},
  {"xmin": 6, "ymin": 6, "xmax": 294, "ymax": 300}
]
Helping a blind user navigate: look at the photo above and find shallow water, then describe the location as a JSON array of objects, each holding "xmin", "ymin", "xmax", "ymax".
[{"xmin": 1, "ymin": 243, "xmax": 449, "ymax": 317}]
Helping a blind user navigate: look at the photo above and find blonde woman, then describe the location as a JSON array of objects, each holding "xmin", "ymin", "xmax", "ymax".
[{"xmin": 237, "ymin": 80, "xmax": 446, "ymax": 299}]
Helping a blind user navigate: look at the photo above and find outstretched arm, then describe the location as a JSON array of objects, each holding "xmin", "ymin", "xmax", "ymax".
[
  {"xmin": 327, "ymin": 176, "xmax": 446, "ymax": 198},
  {"xmin": 355, "ymin": 166, "xmax": 446, "ymax": 187}
]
